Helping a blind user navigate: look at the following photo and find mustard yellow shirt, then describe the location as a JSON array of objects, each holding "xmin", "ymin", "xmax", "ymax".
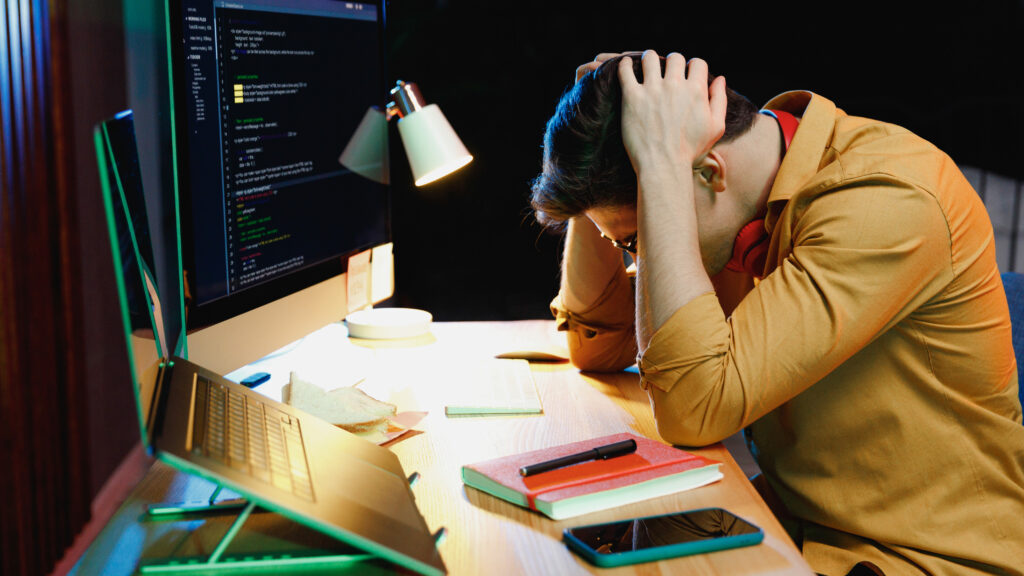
[{"xmin": 553, "ymin": 92, "xmax": 1024, "ymax": 575}]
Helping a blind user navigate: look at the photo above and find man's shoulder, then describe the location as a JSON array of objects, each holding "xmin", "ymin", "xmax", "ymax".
[
  {"xmin": 783, "ymin": 111, "xmax": 989, "ymax": 278},
  {"xmin": 768, "ymin": 90, "xmax": 948, "ymax": 182},
  {"xmin": 816, "ymin": 115, "xmax": 957, "ymax": 199},
  {"xmin": 770, "ymin": 90, "xmax": 975, "ymax": 226},
  {"xmin": 830, "ymin": 114, "xmax": 936, "ymax": 158}
]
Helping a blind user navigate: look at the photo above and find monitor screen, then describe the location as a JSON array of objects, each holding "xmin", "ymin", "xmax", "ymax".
[{"xmin": 168, "ymin": 0, "xmax": 389, "ymax": 372}]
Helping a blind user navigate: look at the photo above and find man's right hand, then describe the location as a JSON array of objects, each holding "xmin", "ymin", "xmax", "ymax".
[{"xmin": 575, "ymin": 52, "xmax": 641, "ymax": 83}]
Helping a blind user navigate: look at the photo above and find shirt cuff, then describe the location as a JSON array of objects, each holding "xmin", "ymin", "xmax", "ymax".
[
  {"xmin": 638, "ymin": 291, "xmax": 729, "ymax": 392},
  {"xmin": 550, "ymin": 265, "xmax": 635, "ymax": 336},
  {"xmin": 551, "ymin": 295, "xmax": 633, "ymax": 336}
]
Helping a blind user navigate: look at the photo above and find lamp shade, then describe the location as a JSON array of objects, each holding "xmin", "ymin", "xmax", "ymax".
[
  {"xmin": 395, "ymin": 104, "xmax": 473, "ymax": 186},
  {"xmin": 338, "ymin": 106, "xmax": 390, "ymax": 184}
]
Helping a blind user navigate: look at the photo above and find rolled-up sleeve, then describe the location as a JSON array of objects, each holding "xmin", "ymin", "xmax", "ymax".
[
  {"xmin": 551, "ymin": 262, "xmax": 638, "ymax": 372},
  {"xmin": 640, "ymin": 181, "xmax": 954, "ymax": 446}
]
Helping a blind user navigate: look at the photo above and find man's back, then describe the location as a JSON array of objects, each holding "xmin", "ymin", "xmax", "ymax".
[{"xmin": 743, "ymin": 92, "xmax": 1024, "ymax": 575}]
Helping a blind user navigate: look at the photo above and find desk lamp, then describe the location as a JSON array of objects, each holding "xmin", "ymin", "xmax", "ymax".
[
  {"xmin": 339, "ymin": 80, "xmax": 473, "ymax": 186},
  {"xmin": 339, "ymin": 81, "xmax": 472, "ymax": 338}
]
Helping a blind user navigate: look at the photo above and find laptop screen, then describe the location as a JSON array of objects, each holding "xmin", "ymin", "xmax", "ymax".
[{"xmin": 95, "ymin": 110, "xmax": 167, "ymax": 442}]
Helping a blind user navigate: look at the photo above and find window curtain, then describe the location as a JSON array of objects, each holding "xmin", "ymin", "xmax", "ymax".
[{"xmin": 0, "ymin": 0, "xmax": 92, "ymax": 574}]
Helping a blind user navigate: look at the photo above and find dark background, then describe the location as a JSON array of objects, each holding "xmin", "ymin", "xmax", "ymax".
[{"xmin": 384, "ymin": 0, "xmax": 1024, "ymax": 320}]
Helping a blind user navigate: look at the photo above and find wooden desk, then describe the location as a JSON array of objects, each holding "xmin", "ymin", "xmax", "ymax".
[{"xmin": 72, "ymin": 320, "xmax": 812, "ymax": 575}]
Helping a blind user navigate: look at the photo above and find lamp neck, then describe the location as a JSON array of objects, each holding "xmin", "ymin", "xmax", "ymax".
[{"xmin": 387, "ymin": 81, "xmax": 426, "ymax": 119}]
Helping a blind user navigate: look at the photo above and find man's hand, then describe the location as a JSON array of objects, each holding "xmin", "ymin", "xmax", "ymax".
[
  {"xmin": 617, "ymin": 50, "xmax": 727, "ymax": 174},
  {"xmin": 620, "ymin": 51, "xmax": 719, "ymax": 349},
  {"xmin": 574, "ymin": 51, "xmax": 641, "ymax": 84}
]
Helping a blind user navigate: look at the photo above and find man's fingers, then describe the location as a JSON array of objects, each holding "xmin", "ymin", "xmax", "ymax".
[
  {"xmin": 685, "ymin": 57, "xmax": 710, "ymax": 88},
  {"xmin": 576, "ymin": 52, "xmax": 644, "ymax": 83},
  {"xmin": 709, "ymin": 75, "xmax": 728, "ymax": 136},
  {"xmin": 664, "ymin": 52, "xmax": 685, "ymax": 81},
  {"xmin": 575, "ymin": 62, "xmax": 601, "ymax": 83},
  {"xmin": 617, "ymin": 56, "xmax": 640, "ymax": 90},
  {"xmin": 593, "ymin": 52, "xmax": 621, "ymax": 63},
  {"xmin": 640, "ymin": 49, "xmax": 661, "ymax": 82}
]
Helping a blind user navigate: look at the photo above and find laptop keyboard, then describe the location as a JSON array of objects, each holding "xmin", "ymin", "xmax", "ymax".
[{"xmin": 191, "ymin": 376, "xmax": 315, "ymax": 502}]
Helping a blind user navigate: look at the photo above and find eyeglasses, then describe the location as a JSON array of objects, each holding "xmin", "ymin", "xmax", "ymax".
[{"xmin": 600, "ymin": 232, "xmax": 638, "ymax": 254}]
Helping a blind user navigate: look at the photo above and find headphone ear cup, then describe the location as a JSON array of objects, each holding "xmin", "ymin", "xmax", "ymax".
[
  {"xmin": 741, "ymin": 230, "xmax": 769, "ymax": 276},
  {"xmin": 725, "ymin": 108, "xmax": 797, "ymax": 278},
  {"xmin": 725, "ymin": 219, "xmax": 770, "ymax": 278}
]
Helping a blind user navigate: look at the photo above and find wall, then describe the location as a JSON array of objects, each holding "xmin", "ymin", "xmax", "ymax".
[
  {"xmin": 385, "ymin": 0, "xmax": 1024, "ymax": 320},
  {"xmin": 66, "ymin": 0, "xmax": 136, "ymax": 499}
]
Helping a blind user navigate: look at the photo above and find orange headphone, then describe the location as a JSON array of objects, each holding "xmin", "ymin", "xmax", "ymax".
[{"xmin": 723, "ymin": 109, "xmax": 798, "ymax": 278}]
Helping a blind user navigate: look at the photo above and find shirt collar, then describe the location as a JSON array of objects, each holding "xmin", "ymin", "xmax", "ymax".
[{"xmin": 761, "ymin": 91, "xmax": 839, "ymax": 206}]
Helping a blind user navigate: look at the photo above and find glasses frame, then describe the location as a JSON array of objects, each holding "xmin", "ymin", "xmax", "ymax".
[{"xmin": 600, "ymin": 232, "xmax": 638, "ymax": 254}]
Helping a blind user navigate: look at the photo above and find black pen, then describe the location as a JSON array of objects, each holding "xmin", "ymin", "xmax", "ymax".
[{"xmin": 519, "ymin": 439, "xmax": 637, "ymax": 477}]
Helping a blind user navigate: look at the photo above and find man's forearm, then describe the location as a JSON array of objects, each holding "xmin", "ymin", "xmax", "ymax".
[
  {"xmin": 555, "ymin": 217, "xmax": 638, "ymax": 372},
  {"xmin": 635, "ymin": 167, "xmax": 713, "ymax": 351},
  {"xmin": 615, "ymin": 52, "xmax": 721, "ymax": 351},
  {"xmin": 559, "ymin": 216, "xmax": 629, "ymax": 314}
]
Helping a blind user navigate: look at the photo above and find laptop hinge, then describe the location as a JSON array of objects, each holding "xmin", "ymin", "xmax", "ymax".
[{"xmin": 146, "ymin": 358, "xmax": 174, "ymax": 446}]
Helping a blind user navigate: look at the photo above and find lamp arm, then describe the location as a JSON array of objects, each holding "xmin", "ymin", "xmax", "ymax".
[{"xmin": 387, "ymin": 80, "xmax": 426, "ymax": 119}]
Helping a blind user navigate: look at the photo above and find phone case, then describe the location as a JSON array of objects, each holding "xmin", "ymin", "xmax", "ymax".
[{"xmin": 562, "ymin": 508, "xmax": 764, "ymax": 567}]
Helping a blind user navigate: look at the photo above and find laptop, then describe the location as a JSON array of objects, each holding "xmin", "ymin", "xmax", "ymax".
[{"xmin": 94, "ymin": 110, "xmax": 446, "ymax": 575}]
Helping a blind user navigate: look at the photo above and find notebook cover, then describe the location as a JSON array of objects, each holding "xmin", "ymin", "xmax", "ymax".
[
  {"xmin": 444, "ymin": 359, "xmax": 542, "ymax": 416},
  {"xmin": 462, "ymin": 432, "xmax": 720, "ymax": 517}
]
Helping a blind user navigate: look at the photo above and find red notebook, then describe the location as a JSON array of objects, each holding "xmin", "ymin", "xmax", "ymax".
[{"xmin": 461, "ymin": 432, "xmax": 722, "ymax": 520}]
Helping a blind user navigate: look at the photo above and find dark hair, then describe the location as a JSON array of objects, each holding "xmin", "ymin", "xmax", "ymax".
[{"xmin": 530, "ymin": 55, "xmax": 759, "ymax": 229}]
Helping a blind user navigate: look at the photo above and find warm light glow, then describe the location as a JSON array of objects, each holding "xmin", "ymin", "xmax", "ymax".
[
  {"xmin": 397, "ymin": 104, "xmax": 473, "ymax": 187},
  {"xmin": 413, "ymin": 154, "xmax": 473, "ymax": 186},
  {"xmin": 342, "ymin": 86, "xmax": 472, "ymax": 187}
]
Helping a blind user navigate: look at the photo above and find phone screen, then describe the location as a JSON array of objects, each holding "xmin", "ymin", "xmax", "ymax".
[{"xmin": 566, "ymin": 508, "xmax": 761, "ymax": 556}]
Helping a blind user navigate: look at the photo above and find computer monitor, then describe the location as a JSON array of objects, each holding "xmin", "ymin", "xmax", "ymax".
[{"xmin": 167, "ymin": 0, "xmax": 390, "ymax": 373}]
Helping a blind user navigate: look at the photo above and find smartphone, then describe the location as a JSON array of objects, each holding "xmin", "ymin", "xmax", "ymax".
[{"xmin": 563, "ymin": 508, "xmax": 764, "ymax": 567}]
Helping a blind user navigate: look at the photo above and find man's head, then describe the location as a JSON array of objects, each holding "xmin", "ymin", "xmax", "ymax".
[{"xmin": 530, "ymin": 55, "xmax": 764, "ymax": 272}]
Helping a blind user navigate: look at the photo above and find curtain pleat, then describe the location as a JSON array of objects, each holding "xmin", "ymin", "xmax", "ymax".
[{"xmin": 0, "ymin": 1, "xmax": 91, "ymax": 574}]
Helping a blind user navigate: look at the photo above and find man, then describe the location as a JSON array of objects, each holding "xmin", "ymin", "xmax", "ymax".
[{"xmin": 531, "ymin": 50, "xmax": 1024, "ymax": 575}]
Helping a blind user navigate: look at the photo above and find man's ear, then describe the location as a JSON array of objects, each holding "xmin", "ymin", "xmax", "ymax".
[{"xmin": 695, "ymin": 150, "xmax": 726, "ymax": 193}]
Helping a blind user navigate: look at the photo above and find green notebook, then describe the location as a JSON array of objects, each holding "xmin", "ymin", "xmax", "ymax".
[{"xmin": 444, "ymin": 359, "xmax": 543, "ymax": 416}]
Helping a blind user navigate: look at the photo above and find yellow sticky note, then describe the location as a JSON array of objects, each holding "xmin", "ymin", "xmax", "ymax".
[
  {"xmin": 370, "ymin": 242, "xmax": 394, "ymax": 303},
  {"xmin": 347, "ymin": 249, "xmax": 371, "ymax": 313}
]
